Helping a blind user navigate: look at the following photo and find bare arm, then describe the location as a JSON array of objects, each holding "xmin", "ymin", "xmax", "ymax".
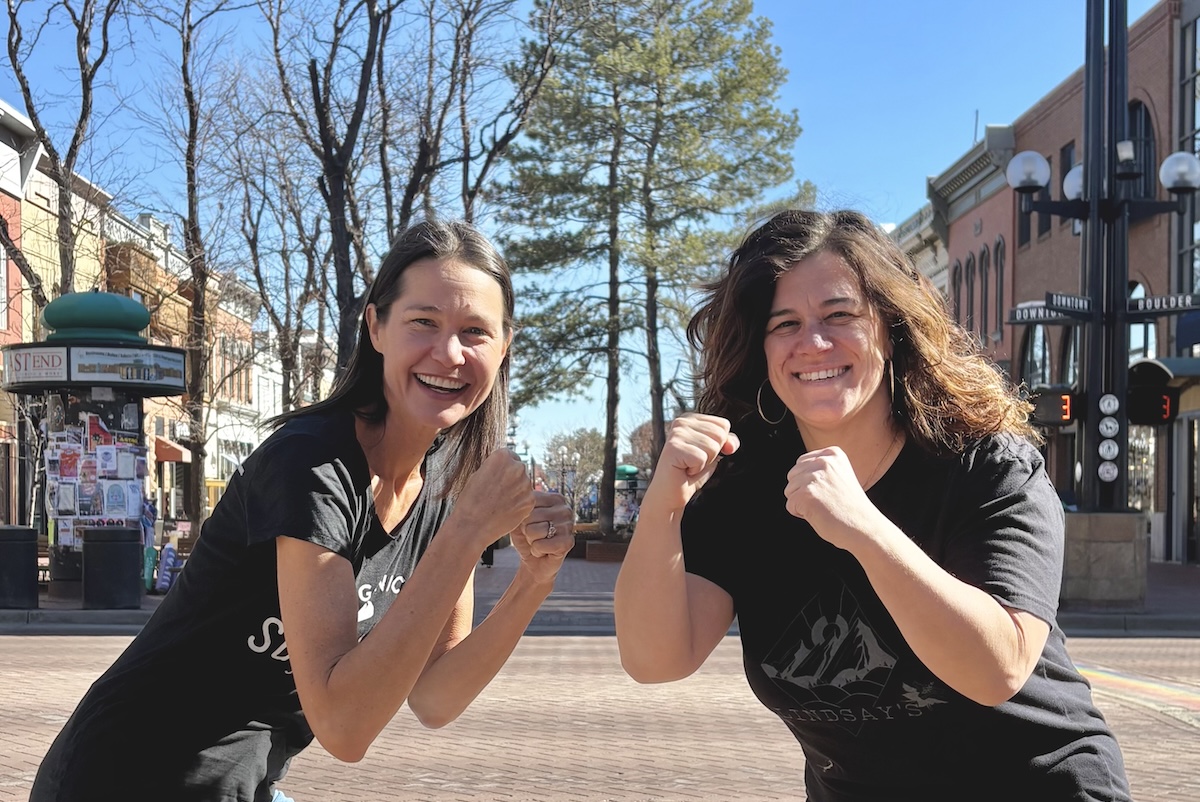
[
  {"xmin": 279, "ymin": 449, "xmax": 541, "ymax": 762},
  {"xmin": 850, "ymin": 521, "xmax": 1049, "ymax": 705},
  {"xmin": 407, "ymin": 493, "xmax": 575, "ymax": 727},
  {"xmin": 785, "ymin": 446, "xmax": 1050, "ymax": 706},
  {"xmin": 278, "ymin": 518, "xmax": 484, "ymax": 762},
  {"xmin": 614, "ymin": 414, "xmax": 738, "ymax": 683}
]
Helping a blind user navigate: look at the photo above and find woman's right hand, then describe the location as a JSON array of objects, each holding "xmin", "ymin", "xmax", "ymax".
[
  {"xmin": 650, "ymin": 413, "xmax": 740, "ymax": 511},
  {"xmin": 451, "ymin": 449, "xmax": 535, "ymax": 549}
]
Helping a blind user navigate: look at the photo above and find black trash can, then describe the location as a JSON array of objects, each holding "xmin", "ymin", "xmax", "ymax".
[
  {"xmin": 0, "ymin": 525, "xmax": 38, "ymax": 610},
  {"xmin": 48, "ymin": 545, "xmax": 82, "ymax": 600},
  {"xmin": 82, "ymin": 527, "xmax": 143, "ymax": 610}
]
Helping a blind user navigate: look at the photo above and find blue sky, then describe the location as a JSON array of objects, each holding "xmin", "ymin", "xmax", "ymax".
[
  {"xmin": 518, "ymin": 0, "xmax": 1163, "ymax": 460},
  {"xmin": 0, "ymin": 0, "xmax": 1165, "ymax": 461}
]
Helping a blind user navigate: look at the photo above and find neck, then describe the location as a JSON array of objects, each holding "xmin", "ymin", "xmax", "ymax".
[
  {"xmin": 799, "ymin": 414, "xmax": 902, "ymax": 488},
  {"xmin": 355, "ymin": 414, "xmax": 433, "ymax": 487}
]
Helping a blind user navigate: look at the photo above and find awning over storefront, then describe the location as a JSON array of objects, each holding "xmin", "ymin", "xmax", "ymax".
[{"xmin": 155, "ymin": 435, "xmax": 192, "ymax": 463}]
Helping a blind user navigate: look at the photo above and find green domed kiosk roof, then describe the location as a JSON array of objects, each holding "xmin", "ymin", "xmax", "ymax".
[{"xmin": 43, "ymin": 291, "xmax": 151, "ymax": 343}]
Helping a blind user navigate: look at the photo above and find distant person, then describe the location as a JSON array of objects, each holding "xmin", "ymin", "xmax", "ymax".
[
  {"xmin": 614, "ymin": 209, "xmax": 1131, "ymax": 800},
  {"xmin": 32, "ymin": 219, "xmax": 575, "ymax": 801}
]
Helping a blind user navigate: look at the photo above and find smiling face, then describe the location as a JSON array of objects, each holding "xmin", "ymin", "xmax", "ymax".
[
  {"xmin": 763, "ymin": 250, "xmax": 892, "ymax": 443},
  {"xmin": 366, "ymin": 257, "xmax": 511, "ymax": 439}
]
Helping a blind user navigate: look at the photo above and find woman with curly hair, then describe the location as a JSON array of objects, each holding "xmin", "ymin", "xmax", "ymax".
[{"xmin": 615, "ymin": 209, "xmax": 1130, "ymax": 801}]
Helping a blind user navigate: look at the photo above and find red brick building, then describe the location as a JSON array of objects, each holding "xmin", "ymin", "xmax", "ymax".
[{"xmin": 924, "ymin": 1, "xmax": 1200, "ymax": 564}]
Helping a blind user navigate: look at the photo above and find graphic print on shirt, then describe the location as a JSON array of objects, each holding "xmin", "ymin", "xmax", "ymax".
[
  {"xmin": 760, "ymin": 583, "xmax": 945, "ymax": 734},
  {"xmin": 357, "ymin": 573, "xmax": 406, "ymax": 624},
  {"xmin": 247, "ymin": 616, "xmax": 292, "ymax": 674}
]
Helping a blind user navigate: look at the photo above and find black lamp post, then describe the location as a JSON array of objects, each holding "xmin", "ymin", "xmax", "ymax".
[
  {"xmin": 506, "ymin": 416, "xmax": 534, "ymax": 482},
  {"xmin": 1005, "ymin": 0, "xmax": 1200, "ymax": 512}
]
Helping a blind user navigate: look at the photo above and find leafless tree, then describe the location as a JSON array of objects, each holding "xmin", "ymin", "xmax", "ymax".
[
  {"xmin": 2, "ymin": 0, "xmax": 128, "ymax": 302},
  {"xmin": 136, "ymin": 0, "xmax": 252, "ymax": 526},
  {"xmin": 260, "ymin": 0, "xmax": 563, "ymax": 370}
]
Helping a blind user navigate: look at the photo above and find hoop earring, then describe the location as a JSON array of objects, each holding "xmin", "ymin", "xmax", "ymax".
[
  {"xmin": 757, "ymin": 379, "xmax": 787, "ymax": 425},
  {"xmin": 887, "ymin": 359, "xmax": 897, "ymax": 412}
]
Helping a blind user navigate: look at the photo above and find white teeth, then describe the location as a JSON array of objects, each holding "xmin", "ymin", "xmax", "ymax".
[
  {"xmin": 417, "ymin": 374, "xmax": 467, "ymax": 391},
  {"xmin": 796, "ymin": 367, "xmax": 847, "ymax": 382}
]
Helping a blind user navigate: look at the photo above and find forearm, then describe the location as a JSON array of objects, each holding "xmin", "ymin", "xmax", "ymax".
[
  {"xmin": 309, "ymin": 527, "xmax": 484, "ymax": 757},
  {"xmin": 852, "ymin": 518, "xmax": 1042, "ymax": 705},
  {"xmin": 407, "ymin": 567, "xmax": 552, "ymax": 727},
  {"xmin": 613, "ymin": 488, "xmax": 702, "ymax": 681}
]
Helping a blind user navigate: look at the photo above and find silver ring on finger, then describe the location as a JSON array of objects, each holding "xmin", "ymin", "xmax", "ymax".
[{"xmin": 545, "ymin": 521, "xmax": 556, "ymax": 540}]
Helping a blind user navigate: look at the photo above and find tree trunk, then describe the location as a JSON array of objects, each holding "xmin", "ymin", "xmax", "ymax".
[{"xmin": 599, "ymin": 85, "xmax": 623, "ymax": 540}]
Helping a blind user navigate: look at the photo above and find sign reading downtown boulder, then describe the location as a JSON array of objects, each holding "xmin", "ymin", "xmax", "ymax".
[{"xmin": 1, "ymin": 342, "xmax": 186, "ymax": 396}]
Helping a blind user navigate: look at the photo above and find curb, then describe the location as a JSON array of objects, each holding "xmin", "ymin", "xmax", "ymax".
[{"xmin": 6, "ymin": 607, "xmax": 1200, "ymax": 639}]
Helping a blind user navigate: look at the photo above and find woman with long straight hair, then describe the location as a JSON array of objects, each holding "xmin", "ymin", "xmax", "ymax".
[{"xmin": 33, "ymin": 219, "xmax": 574, "ymax": 801}]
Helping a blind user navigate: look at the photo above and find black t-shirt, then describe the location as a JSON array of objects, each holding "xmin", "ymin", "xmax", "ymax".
[
  {"xmin": 32, "ymin": 408, "xmax": 452, "ymax": 802},
  {"xmin": 683, "ymin": 424, "xmax": 1131, "ymax": 802}
]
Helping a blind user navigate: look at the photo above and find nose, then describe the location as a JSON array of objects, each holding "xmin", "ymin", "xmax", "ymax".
[
  {"xmin": 793, "ymin": 322, "xmax": 833, "ymax": 354},
  {"xmin": 432, "ymin": 332, "xmax": 466, "ymax": 366}
]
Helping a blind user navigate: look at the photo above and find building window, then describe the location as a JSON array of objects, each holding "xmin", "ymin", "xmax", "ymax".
[
  {"xmin": 1022, "ymin": 325, "xmax": 1053, "ymax": 389},
  {"xmin": 994, "ymin": 237, "xmax": 1005, "ymax": 342},
  {"xmin": 964, "ymin": 254, "xmax": 976, "ymax": 335},
  {"xmin": 1062, "ymin": 327, "xmax": 1079, "ymax": 389},
  {"xmin": 1129, "ymin": 101, "xmax": 1156, "ymax": 202},
  {"xmin": 978, "ymin": 246, "xmax": 990, "ymax": 341},
  {"xmin": 0, "ymin": 246, "xmax": 7, "ymax": 322},
  {"xmin": 1018, "ymin": 195, "xmax": 1031, "ymax": 246},
  {"xmin": 951, "ymin": 260, "xmax": 963, "ymax": 325},
  {"xmin": 1128, "ymin": 282, "xmax": 1157, "ymax": 360}
]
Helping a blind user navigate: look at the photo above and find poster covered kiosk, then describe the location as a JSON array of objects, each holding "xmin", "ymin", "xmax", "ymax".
[{"xmin": 1, "ymin": 292, "xmax": 185, "ymax": 607}]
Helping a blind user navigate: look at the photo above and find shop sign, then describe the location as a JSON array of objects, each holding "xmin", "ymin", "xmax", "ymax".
[
  {"xmin": 3, "ymin": 346, "xmax": 68, "ymax": 383},
  {"xmin": 70, "ymin": 346, "xmax": 186, "ymax": 390}
]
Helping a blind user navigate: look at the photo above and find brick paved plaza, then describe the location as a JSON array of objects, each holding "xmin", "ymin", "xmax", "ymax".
[
  {"xmin": 3, "ymin": 633, "xmax": 1200, "ymax": 801},
  {"xmin": 3, "ymin": 548, "xmax": 1200, "ymax": 800}
]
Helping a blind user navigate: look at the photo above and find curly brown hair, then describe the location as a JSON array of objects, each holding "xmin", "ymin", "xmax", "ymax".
[{"xmin": 686, "ymin": 209, "xmax": 1039, "ymax": 454}]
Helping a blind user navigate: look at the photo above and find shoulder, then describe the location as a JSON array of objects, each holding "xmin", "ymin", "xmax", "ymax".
[
  {"xmin": 247, "ymin": 408, "xmax": 367, "ymax": 484},
  {"xmin": 955, "ymin": 432, "xmax": 1050, "ymax": 496},
  {"xmin": 259, "ymin": 409, "xmax": 358, "ymax": 458}
]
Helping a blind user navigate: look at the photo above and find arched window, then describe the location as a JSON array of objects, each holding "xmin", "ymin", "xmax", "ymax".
[
  {"xmin": 979, "ymin": 246, "xmax": 991, "ymax": 341},
  {"xmin": 965, "ymin": 253, "xmax": 976, "ymax": 335},
  {"xmin": 994, "ymin": 237, "xmax": 1005, "ymax": 343},
  {"xmin": 951, "ymin": 260, "xmax": 963, "ymax": 325},
  {"xmin": 1062, "ymin": 326, "xmax": 1079, "ymax": 389},
  {"xmin": 1128, "ymin": 282, "xmax": 1158, "ymax": 359},
  {"xmin": 1022, "ymin": 325, "xmax": 1053, "ymax": 389},
  {"xmin": 1129, "ymin": 100, "xmax": 1157, "ymax": 202}
]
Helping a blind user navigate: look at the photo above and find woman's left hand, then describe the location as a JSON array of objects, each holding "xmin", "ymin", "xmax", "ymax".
[
  {"xmin": 510, "ymin": 490, "xmax": 575, "ymax": 584},
  {"xmin": 784, "ymin": 446, "xmax": 883, "ymax": 551}
]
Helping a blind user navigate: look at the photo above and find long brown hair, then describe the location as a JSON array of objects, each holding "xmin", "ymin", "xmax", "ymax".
[
  {"xmin": 687, "ymin": 209, "xmax": 1039, "ymax": 454},
  {"xmin": 274, "ymin": 218, "xmax": 515, "ymax": 497}
]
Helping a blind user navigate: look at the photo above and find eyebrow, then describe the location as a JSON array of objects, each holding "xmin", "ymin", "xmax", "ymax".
[{"xmin": 767, "ymin": 295, "xmax": 857, "ymax": 320}]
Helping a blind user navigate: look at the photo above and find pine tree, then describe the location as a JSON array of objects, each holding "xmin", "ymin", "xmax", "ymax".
[{"xmin": 499, "ymin": 0, "xmax": 801, "ymax": 535}]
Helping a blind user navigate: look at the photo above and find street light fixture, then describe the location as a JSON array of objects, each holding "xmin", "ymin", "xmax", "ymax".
[
  {"xmin": 1002, "ymin": 0, "xmax": 1200, "ymax": 512},
  {"xmin": 556, "ymin": 445, "xmax": 581, "ymax": 516}
]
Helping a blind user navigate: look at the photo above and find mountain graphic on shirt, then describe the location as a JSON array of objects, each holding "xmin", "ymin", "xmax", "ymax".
[
  {"xmin": 760, "ymin": 583, "xmax": 901, "ymax": 724},
  {"xmin": 763, "ymin": 612, "xmax": 896, "ymax": 689}
]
